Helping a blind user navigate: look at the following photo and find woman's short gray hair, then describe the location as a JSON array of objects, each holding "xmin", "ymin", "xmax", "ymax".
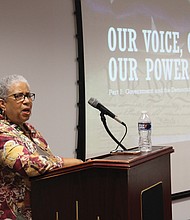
[{"xmin": 0, "ymin": 75, "xmax": 29, "ymax": 99}]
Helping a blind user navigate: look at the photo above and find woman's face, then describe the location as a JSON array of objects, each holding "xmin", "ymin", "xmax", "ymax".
[{"xmin": 1, "ymin": 81, "xmax": 33, "ymax": 126}]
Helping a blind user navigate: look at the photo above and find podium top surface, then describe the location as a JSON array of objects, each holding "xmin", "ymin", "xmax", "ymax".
[
  {"xmin": 85, "ymin": 145, "xmax": 174, "ymax": 168},
  {"xmin": 31, "ymin": 146, "xmax": 174, "ymax": 181}
]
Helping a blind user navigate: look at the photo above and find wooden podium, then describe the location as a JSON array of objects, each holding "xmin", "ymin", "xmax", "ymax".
[{"xmin": 30, "ymin": 146, "xmax": 174, "ymax": 220}]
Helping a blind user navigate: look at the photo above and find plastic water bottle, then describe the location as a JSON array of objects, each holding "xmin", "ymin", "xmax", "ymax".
[{"xmin": 138, "ymin": 111, "xmax": 152, "ymax": 152}]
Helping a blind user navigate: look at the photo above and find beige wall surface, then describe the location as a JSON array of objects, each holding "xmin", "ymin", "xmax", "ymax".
[{"xmin": 0, "ymin": 0, "xmax": 77, "ymax": 157}]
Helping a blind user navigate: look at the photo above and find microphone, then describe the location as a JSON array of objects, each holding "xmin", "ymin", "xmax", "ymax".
[{"xmin": 88, "ymin": 97, "xmax": 126, "ymax": 126}]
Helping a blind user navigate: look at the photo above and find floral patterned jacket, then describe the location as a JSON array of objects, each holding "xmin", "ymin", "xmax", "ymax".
[{"xmin": 0, "ymin": 115, "xmax": 64, "ymax": 220}]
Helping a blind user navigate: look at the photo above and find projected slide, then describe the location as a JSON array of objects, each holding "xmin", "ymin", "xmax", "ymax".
[{"xmin": 80, "ymin": 0, "xmax": 190, "ymax": 193}]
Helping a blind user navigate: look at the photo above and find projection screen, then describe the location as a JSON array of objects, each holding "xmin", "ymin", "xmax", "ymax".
[{"xmin": 80, "ymin": 0, "xmax": 190, "ymax": 194}]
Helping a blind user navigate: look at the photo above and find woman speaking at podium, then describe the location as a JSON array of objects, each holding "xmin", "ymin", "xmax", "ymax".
[{"xmin": 0, "ymin": 75, "xmax": 82, "ymax": 220}]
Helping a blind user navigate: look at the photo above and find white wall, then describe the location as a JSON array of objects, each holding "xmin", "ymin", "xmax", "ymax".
[
  {"xmin": 172, "ymin": 199, "xmax": 190, "ymax": 220},
  {"xmin": 0, "ymin": 0, "xmax": 77, "ymax": 157}
]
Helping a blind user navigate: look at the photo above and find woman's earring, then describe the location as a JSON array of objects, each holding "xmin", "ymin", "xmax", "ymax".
[{"xmin": 2, "ymin": 109, "xmax": 6, "ymax": 119}]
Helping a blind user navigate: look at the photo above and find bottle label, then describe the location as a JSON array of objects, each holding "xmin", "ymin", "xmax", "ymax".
[{"xmin": 138, "ymin": 122, "xmax": 151, "ymax": 130}]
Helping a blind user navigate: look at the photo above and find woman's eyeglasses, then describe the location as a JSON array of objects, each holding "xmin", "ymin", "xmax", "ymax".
[{"xmin": 7, "ymin": 92, "xmax": 35, "ymax": 102}]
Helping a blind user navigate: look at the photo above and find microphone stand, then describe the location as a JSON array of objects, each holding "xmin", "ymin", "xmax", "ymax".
[{"xmin": 100, "ymin": 112, "xmax": 128, "ymax": 151}]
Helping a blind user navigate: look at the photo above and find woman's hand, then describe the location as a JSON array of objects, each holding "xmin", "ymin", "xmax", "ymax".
[{"xmin": 63, "ymin": 158, "xmax": 83, "ymax": 166}]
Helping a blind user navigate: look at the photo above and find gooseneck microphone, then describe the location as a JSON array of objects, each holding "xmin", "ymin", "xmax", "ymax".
[{"xmin": 88, "ymin": 97, "xmax": 126, "ymax": 126}]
